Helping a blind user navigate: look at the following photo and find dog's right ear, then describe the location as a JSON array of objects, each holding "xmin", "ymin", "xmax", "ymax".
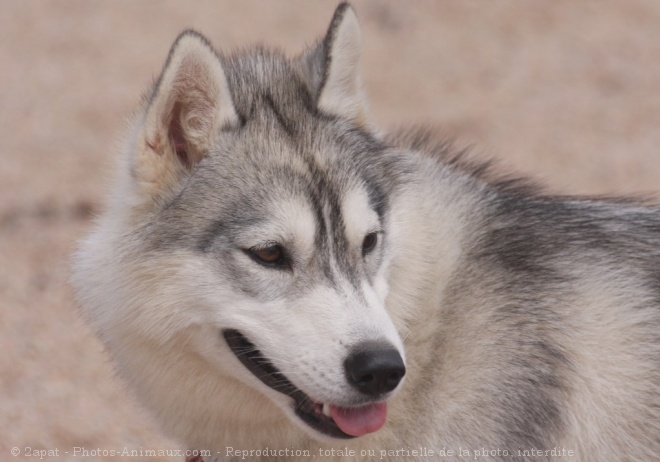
[
  {"xmin": 134, "ymin": 31, "xmax": 238, "ymax": 206},
  {"xmin": 297, "ymin": 3, "xmax": 367, "ymax": 126}
]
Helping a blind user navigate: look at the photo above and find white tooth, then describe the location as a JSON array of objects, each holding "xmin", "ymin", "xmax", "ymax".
[{"xmin": 322, "ymin": 403, "xmax": 331, "ymax": 417}]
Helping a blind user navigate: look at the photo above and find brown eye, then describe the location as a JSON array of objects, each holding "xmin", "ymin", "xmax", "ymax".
[
  {"xmin": 247, "ymin": 244, "xmax": 288, "ymax": 269},
  {"xmin": 362, "ymin": 232, "xmax": 378, "ymax": 256}
]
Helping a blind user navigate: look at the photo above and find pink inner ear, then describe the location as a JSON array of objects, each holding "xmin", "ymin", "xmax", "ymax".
[{"xmin": 168, "ymin": 102, "xmax": 190, "ymax": 167}]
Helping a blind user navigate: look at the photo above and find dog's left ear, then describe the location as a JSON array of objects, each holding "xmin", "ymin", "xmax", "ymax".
[
  {"xmin": 298, "ymin": 3, "xmax": 367, "ymax": 125},
  {"xmin": 134, "ymin": 31, "xmax": 239, "ymax": 208}
]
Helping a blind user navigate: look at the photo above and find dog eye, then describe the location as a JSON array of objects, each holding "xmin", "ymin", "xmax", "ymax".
[
  {"xmin": 362, "ymin": 232, "xmax": 378, "ymax": 256},
  {"xmin": 247, "ymin": 244, "xmax": 289, "ymax": 269}
]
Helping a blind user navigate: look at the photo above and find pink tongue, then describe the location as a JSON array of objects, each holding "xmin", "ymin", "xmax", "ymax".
[{"xmin": 329, "ymin": 402, "xmax": 388, "ymax": 437}]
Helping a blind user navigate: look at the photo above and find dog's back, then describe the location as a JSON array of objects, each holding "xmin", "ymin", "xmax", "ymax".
[{"xmin": 389, "ymin": 130, "xmax": 660, "ymax": 459}]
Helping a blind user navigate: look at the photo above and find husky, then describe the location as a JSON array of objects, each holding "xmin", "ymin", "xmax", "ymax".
[{"xmin": 72, "ymin": 3, "xmax": 660, "ymax": 461}]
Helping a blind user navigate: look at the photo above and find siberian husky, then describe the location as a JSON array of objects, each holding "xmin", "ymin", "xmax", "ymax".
[{"xmin": 72, "ymin": 3, "xmax": 660, "ymax": 460}]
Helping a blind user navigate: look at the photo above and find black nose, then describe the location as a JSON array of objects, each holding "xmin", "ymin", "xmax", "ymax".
[{"xmin": 344, "ymin": 345, "xmax": 406, "ymax": 396}]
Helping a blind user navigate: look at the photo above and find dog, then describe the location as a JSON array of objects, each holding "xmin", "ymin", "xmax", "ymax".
[{"xmin": 72, "ymin": 3, "xmax": 660, "ymax": 460}]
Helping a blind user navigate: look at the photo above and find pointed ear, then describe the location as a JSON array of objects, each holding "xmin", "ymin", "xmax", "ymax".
[
  {"xmin": 299, "ymin": 3, "xmax": 367, "ymax": 125},
  {"xmin": 134, "ymin": 30, "xmax": 238, "ymax": 204}
]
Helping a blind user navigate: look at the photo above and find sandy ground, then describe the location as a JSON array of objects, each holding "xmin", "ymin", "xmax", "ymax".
[{"xmin": 2, "ymin": 1, "xmax": 660, "ymax": 461}]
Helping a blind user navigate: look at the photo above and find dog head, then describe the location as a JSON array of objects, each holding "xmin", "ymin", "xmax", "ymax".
[{"xmin": 74, "ymin": 3, "xmax": 408, "ymax": 442}]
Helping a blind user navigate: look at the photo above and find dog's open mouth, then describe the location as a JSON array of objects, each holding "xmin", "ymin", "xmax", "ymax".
[{"xmin": 222, "ymin": 329, "xmax": 388, "ymax": 439}]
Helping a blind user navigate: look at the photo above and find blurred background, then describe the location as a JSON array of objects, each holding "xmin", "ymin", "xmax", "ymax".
[{"xmin": 2, "ymin": 1, "xmax": 660, "ymax": 460}]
